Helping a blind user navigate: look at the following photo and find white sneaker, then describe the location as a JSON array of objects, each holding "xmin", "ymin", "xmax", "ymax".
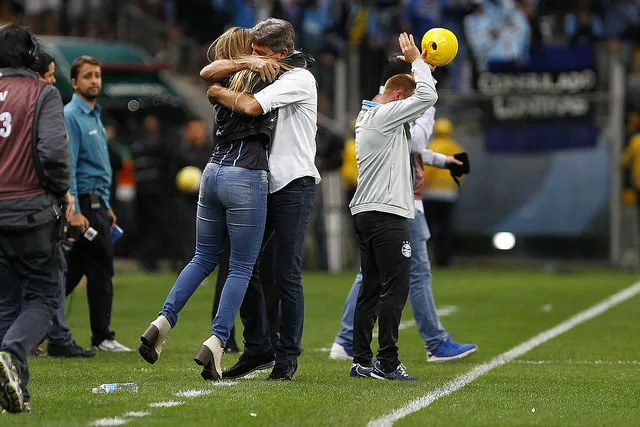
[
  {"xmin": 0, "ymin": 352, "xmax": 23, "ymax": 413},
  {"xmin": 95, "ymin": 339, "xmax": 133, "ymax": 352},
  {"xmin": 329, "ymin": 342, "xmax": 353, "ymax": 361}
]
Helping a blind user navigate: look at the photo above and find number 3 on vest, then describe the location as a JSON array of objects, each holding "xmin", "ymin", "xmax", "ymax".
[{"xmin": 0, "ymin": 112, "xmax": 12, "ymax": 137}]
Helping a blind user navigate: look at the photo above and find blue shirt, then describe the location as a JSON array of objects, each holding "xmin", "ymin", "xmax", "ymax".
[{"xmin": 65, "ymin": 94, "xmax": 112, "ymax": 212}]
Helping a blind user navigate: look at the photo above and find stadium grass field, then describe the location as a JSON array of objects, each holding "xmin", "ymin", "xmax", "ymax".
[{"xmin": 4, "ymin": 265, "xmax": 639, "ymax": 426}]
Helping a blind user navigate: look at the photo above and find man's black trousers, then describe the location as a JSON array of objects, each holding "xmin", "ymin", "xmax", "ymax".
[
  {"xmin": 352, "ymin": 211, "xmax": 411, "ymax": 372},
  {"xmin": 65, "ymin": 195, "xmax": 115, "ymax": 346}
]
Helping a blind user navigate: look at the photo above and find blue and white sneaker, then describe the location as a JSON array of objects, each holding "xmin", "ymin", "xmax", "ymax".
[
  {"xmin": 427, "ymin": 339, "xmax": 477, "ymax": 363},
  {"xmin": 350, "ymin": 363, "xmax": 373, "ymax": 378},
  {"xmin": 371, "ymin": 361, "xmax": 417, "ymax": 381},
  {"xmin": 329, "ymin": 342, "xmax": 353, "ymax": 361}
]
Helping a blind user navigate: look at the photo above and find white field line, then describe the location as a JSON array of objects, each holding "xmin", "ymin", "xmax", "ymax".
[
  {"xmin": 91, "ymin": 418, "xmax": 128, "ymax": 426},
  {"xmin": 148, "ymin": 401, "xmax": 184, "ymax": 408},
  {"xmin": 90, "ymin": 378, "xmax": 240, "ymax": 425},
  {"xmin": 123, "ymin": 411, "xmax": 151, "ymax": 417},
  {"xmin": 175, "ymin": 389, "xmax": 213, "ymax": 398},
  {"xmin": 436, "ymin": 305, "xmax": 458, "ymax": 316},
  {"xmin": 514, "ymin": 359, "xmax": 640, "ymax": 365},
  {"xmin": 317, "ymin": 306, "xmax": 459, "ymax": 352},
  {"xmin": 368, "ymin": 281, "xmax": 640, "ymax": 427}
]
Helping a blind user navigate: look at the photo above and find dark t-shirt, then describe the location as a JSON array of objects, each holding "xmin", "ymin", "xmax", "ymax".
[
  {"xmin": 209, "ymin": 133, "xmax": 269, "ymax": 171},
  {"xmin": 208, "ymin": 51, "xmax": 315, "ymax": 172}
]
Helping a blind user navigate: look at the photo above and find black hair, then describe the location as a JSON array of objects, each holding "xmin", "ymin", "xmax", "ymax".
[
  {"xmin": 0, "ymin": 23, "xmax": 39, "ymax": 69},
  {"xmin": 32, "ymin": 51, "xmax": 55, "ymax": 77},
  {"xmin": 380, "ymin": 57, "xmax": 413, "ymax": 85}
]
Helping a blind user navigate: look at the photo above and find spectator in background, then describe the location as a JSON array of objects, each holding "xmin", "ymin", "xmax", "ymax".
[
  {"xmin": 402, "ymin": 0, "xmax": 442, "ymax": 42},
  {"xmin": 621, "ymin": 122, "xmax": 640, "ymax": 236},
  {"xmin": 564, "ymin": 3, "xmax": 603, "ymax": 46},
  {"xmin": 104, "ymin": 120, "xmax": 123, "ymax": 208},
  {"xmin": 31, "ymin": 52, "xmax": 57, "ymax": 85},
  {"xmin": 602, "ymin": 0, "xmax": 640, "ymax": 50},
  {"xmin": 311, "ymin": 120, "xmax": 344, "ymax": 270},
  {"xmin": 299, "ymin": 0, "xmax": 331, "ymax": 55},
  {"xmin": 130, "ymin": 114, "xmax": 172, "ymax": 272},
  {"xmin": 25, "ymin": 0, "xmax": 60, "ymax": 34},
  {"xmin": 423, "ymin": 118, "xmax": 464, "ymax": 267},
  {"xmin": 174, "ymin": 119, "xmax": 210, "ymax": 268},
  {"xmin": 464, "ymin": 0, "xmax": 531, "ymax": 71},
  {"xmin": 340, "ymin": 120, "xmax": 358, "ymax": 204},
  {"xmin": 518, "ymin": 0, "xmax": 542, "ymax": 47}
]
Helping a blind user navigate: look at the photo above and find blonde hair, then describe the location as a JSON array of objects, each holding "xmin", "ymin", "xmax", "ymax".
[
  {"xmin": 207, "ymin": 27, "xmax": 252, "ymax": 62},
  {"xmin": 206, "ymin": 26, "xmax": 295, "ymax": 94}
]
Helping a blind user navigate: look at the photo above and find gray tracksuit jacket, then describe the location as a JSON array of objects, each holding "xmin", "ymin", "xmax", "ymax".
[{"xmin": 349, "ymin": 59, "xmax": 438, "ymax": 219}]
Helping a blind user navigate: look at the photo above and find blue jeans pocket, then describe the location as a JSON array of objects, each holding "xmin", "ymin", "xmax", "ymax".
[{"xmin": 227, "ymin": 180, "xmax": 253, "ymax": 206}]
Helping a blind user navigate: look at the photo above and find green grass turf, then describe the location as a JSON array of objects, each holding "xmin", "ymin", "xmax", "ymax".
[{"xmin": 2, "ymin": 266, "xmax": 639, "ymax": 426}]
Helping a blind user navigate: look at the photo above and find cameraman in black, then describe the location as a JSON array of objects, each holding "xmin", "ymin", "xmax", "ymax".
[{"xmin": 0, "ymin": 23, "xmax": 71, "ymax": 414}]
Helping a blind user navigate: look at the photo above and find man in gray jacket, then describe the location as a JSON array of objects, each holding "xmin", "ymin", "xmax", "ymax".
[
  {"xmin": 349, "ymin": 33, "xmax": 461, "ymax": 380},
  {"xmin": 0, "ymin": 23, "xmax": 71, "ymax": 413}
]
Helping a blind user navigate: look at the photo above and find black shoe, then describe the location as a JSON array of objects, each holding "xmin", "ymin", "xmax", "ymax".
[
  {"xmin": 47, "ymin": 341, "xmax": 96, "ymax": 358},
  {"xmin": 267, "ymin": 361, "xmax": 298, "ymax": 381},
  {"xmin": 370, "ymin": 361, "xmax": 417, "ymax": 381},
  {"xmin": 221, "ymin": 351, "xmax": 275, "ymax": 379}
]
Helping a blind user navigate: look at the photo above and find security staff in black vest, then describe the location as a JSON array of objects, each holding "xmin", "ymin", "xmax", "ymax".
[{"xmin": 0, "ymin": 23, "xmax": 71, "ymax": 414}]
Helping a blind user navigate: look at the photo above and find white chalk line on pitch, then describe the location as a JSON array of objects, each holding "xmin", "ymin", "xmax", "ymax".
[
  {"xmin": 371, "ymin": 306, "xmax": 458, "ymax": 338},
  {"xmin": 314, "ymin": 305, "xmax": 460, "ymax": 352},
  {"xmin": 90, "ymin": 381, "xmax": 240, "ymax": 426},
  {"xmin": 514, "ymin": 359, "xmax": 640, "ymax": 365},
  {"xmin": 367, "ymin": 281, "xmax": 640, "ymax": 427}
]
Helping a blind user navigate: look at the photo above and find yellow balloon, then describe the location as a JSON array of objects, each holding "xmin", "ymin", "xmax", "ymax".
[
  {"xmin": 176, "ymin": 166, "xmax": 202, "ymax": 193},
  {"xmin": 421, "ymin": 28, "xmax": 459, "ymax": 67}
]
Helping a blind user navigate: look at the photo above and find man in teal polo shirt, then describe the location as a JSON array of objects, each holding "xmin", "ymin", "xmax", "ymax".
[{"xmin": 50, "ymin": 55, "xmax": 131, "ymax": 352}]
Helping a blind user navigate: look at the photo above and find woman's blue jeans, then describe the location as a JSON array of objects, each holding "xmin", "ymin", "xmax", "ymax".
[{"xmin": 160, "ymin": 163, "xmax": 268, "ymax": 346}]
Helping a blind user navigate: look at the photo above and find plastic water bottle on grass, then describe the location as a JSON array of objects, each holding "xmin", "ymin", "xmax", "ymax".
[{"xmin": 92, "ymin": 383, "xmax": 139, "ymax": 394}]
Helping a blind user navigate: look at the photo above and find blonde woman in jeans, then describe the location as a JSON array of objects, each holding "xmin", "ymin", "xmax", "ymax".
[{"xmin": 138, "ymin": 27, "xmax": 312, "ymax": 380}]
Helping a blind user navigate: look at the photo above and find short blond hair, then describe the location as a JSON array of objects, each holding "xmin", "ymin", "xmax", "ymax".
[{"xmin": 383, "ymin": 74, "xmax": 416, "ymax": 96}]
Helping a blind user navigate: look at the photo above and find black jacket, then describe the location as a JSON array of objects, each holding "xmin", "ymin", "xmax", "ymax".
[{"xmin": 0, "ymin": 68, "xmax": 69, "ymax": 228}]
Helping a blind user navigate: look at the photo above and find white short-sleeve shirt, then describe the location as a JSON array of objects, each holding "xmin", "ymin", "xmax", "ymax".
[{"xmin": 254, "ymin": 68, "xmax": 321, "ymax": 193}]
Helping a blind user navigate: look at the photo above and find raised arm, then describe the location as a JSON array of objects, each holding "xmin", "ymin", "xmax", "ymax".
[
  {"xmin": 200, "ymin": 57, "xmax": 281, "ymax": 84},
  {"xmin": 375, "ymin": 35, "xmax": 438, "ymax": 134}
]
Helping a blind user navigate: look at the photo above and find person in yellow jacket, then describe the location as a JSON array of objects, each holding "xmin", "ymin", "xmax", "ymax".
[
  {"xmin": 341, "ymin": 120, "xmax": 359, "ymax": 203},
  {"xmin": 423, "ymin": 118, "xmax": 464, "ymax": 267},
  {"xmin": 622, "ymin": 130, "xmax": 640, "ymax": 207}
]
